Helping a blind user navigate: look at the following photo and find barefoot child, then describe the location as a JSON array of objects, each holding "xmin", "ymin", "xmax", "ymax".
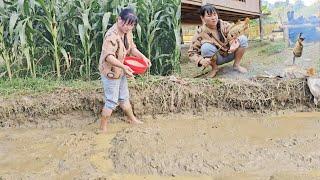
[{"xmin": 99, "ymin": 7, "xmax": 151, "ymax": 133}]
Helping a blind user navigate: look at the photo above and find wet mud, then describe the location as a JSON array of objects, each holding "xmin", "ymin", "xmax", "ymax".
[
  {"xmin": 1, "ymin": 111, "xmax": 320, "ymax": 179},
  {"xmin": 110, "ymin": 112, "xmax": 320, "ymax": 178}
]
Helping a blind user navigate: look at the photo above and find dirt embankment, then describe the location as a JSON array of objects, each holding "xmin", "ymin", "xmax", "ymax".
[{"xmin": 0, "ymin": 77, "xmax": 318, "ymax": 128}]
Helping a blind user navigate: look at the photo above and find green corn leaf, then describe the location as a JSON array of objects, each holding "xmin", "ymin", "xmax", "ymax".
[
  {"xmin": 154, "ymin": 10, "xmax": 163, "ymax": 21},
  {"xmin": 0, "ymin": 0, "xmax": 4, "ymax": 9},
  {"xmin": 18, "ymin": 21, "xmax": 26, "ymax": 46},
  {"xmin": 102, "ymin": 12, "xmax": 111, "ymax": 34},
  {"xmin": 176, "ymin": 4, "xmax": 181, "ymax": 19},
  {"xmin": 9, "ymin": 13, "xmax": 19, "ymax": 37},
  {"xmin": 78, "ymin": 24, "xmax": 86, "ymax": 48},
  {"xmin": 82, "ymin": 9, "xmax": 91, "ymax": 30},
  {"xmin": 29, "ymin": 0, "xmax": 35, "ymax": 11},
  {"xmin": 23, "ymin": 46, "xmax": 32, "ymax": 71},
  {"xmin": 18, "ymin": 0, "xmax": 24, "ymax": 11},
  {"xmin": 60, "ymin": 47, "xmax": 70, "ymax": 70},
  {"xmin": 34, "ymin": 0, "xmax": 50, "ymax": 18},
  {"xmin": 79, "ymin": 64, "xmax": 84, "ymax": 76},
  {"xmin": 136, "ymin": 23, "xmax": 142, "ymax": 42},
  {"xmin": 149, "ymin": 27, "xmax": 160, "ymax": 43}
]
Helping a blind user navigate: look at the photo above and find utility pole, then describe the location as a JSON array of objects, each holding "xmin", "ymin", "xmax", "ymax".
[{"xmin": 259, "ymin": 0, "xmax": 263, "ymax": 40}]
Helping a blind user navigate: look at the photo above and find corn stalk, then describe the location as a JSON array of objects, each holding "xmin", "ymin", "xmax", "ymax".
[
  {"xmin": 17, "ymin": 0, "xmax": 37, "ymax": 78},
  {"xmin": 78, "ymin": 2, "xmax": 93, "ymax": 79},
  {"xmin": 34, "ymin": 0, "xmax": 62, "ymax": 79},
  {"xmin": 0, "ymin": 2, "xmax": 21, "ymax": 80},
  {"xmin": 0, "ymin": 24, "xmax": 13, "ymax": 80},
  {"xmin": 165, "ymin": 0, "xmax": 181, "ymax": 74}
]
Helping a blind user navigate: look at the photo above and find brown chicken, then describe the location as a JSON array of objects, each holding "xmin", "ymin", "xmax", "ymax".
[
  {"xmin": 226, "ymin": 17, "xmax": 250, "ymax": 42},
  {"xmin": 209, "ymin": 18, "xmax": 250, "ymax": 63},
  {"xmin": 292, "ymin": 33, "xmax": 304, "ymax": 65},
  {"xmin": 307, "ymin": 67, "xmax": 317, "ymax": 77}
]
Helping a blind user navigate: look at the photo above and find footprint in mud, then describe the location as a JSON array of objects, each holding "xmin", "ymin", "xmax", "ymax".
[
  {"xmin": 275, "ymin": 138, "xmax": 299, "ymax": 147},
  {"xmin": 60, "ymin": 132, "xmax": 94, "ymax": 147}
]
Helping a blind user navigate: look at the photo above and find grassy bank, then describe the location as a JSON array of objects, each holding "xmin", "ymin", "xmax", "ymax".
[
  {"xmin": 0, "ymin": 78, "xmax": 100, "ymax": 98},
  {"xmin": 0, "ymin": 76, "xmax": 317, "ymax": 128}
]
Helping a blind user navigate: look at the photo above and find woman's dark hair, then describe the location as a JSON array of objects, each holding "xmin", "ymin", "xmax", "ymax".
[
  {"xmin": 200, "ymin": 4, "xmax": 218, "ymax": 17},
  {"xmin": 119, "ymin": 7, "xmax": 138, "ymax": 50},
  {"xmin": 199, "ymin": 4, "xmax": 225, "ymax": 43},
  {"xmin": 119, "ymin": 8, "xmax": 138, "ymax": 26}
]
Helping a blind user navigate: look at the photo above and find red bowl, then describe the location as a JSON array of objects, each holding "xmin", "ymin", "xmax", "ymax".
[{"xmin": 124, "ymin": 56, "xmax": 148, "ymax": 75}]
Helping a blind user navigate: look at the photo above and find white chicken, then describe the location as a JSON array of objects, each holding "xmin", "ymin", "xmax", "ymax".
[{"xmin": 307, "ymin": 77, "xmax": 320, "ymax": 106}]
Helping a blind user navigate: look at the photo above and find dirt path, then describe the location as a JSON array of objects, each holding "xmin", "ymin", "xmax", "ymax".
[{"xmin": 1, "ymin": 111, "xmax": 320, "ymax": 179}]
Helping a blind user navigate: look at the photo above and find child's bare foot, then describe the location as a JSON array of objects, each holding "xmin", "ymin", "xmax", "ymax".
[
  {"xmin": 206, "ymin": 68, "xmax": 219, "ymax": 78},
  {"xmin": 99, "ymin": 126, "xmax": 107, "ymax": 134},
  {"xmin": 99, "ymin": 117, "xmax": 108, "ymax": 134},
  {"xmin": 233, "ymin": 65, "xmax": 248, "ymax": 73},
  {"xmin": 127, "ymin": 118, "xmax": 143, "ymax": 124},
  {"xmin": 94, "ymin": 128, "xmax": 106, "ymax": 134}
]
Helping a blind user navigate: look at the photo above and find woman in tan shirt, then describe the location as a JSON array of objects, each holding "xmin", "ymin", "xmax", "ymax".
[
  {"xmin": 188, "ymin": 4, "xmax": 249, "ymax": 78},
  {"xmin": 99, "ymin": 8, "xmax": 151, "ymax": 133}
]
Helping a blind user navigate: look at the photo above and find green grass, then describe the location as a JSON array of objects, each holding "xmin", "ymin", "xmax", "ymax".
[
  {"xmin": 0, "ymin": 74, "xmax": 226, "ymax": 98},
  {"xmin": 258, "ymin": 41, "xmax": 286, "ymax": 56},
  {"xmin": 0, "ymin": 75, "xmax": 172, "ymax": 98},
  {"xmin": 0, "ymin": 78, "xmax": 101, "ymax": 98}
]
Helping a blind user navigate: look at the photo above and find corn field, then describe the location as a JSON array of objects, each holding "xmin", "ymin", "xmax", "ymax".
[{"xmin": 0, "ymin": 0, "xmax": 181, "ymax": 80}]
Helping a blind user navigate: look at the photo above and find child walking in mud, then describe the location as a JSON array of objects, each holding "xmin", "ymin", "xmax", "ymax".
[
  {"xmin": 99, "ymin": 7, "xmax": 151, "ymax": 133},
  {"xmin": 188, "ymin": 4, "xmax": 249, "ymax": 78}
]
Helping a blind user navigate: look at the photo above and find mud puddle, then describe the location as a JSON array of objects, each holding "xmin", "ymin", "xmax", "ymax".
[{"xmin": 1, "ymin": 111, "xmax": 320, "ymax": 179}]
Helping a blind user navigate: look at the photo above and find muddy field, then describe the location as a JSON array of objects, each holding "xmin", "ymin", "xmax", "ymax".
[
  {"xmin": 0, "ymin": 77, "xmax": 319, "ymax": 179},
  {"xmin": 110, "ymin": 111, "xmax": 320, "ymax": 178},
  {"xmin": 1, "ymin": 110, "xmax": 320, "ymax": 179}
]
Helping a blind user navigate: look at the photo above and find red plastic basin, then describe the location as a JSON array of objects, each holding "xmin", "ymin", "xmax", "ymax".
[{"xmin": 124, "ymin": 56, "xmax": 148, "ymax": 75}]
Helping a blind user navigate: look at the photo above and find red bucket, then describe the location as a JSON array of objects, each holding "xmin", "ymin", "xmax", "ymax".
[{"xmin": 124, "ymin": 56, "xmax": 148, "ymax": 75}]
